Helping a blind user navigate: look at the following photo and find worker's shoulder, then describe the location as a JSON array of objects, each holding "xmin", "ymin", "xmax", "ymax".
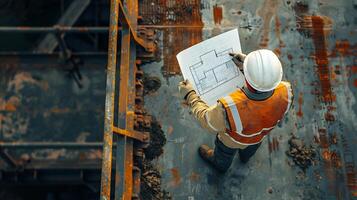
[
  {"xmin": 278, "ymin": 81, "xmax": 294, "ymax": 99},
  {"xmin": 279, "ymin": 81, "xmax": 292, "ymax": 88},
  {"xmin": 277, "ymin": 81, "xmax": 292, "ymax": 92}
]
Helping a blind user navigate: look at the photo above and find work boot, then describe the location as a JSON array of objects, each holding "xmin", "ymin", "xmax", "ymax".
[{"xmin": 198, "ymin": 145, "xmax": 225, "ymax": 173}]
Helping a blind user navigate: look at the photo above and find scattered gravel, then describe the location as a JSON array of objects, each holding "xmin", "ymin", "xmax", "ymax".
[{"xmin": 286, "ymin": 136, "xmax": 317, "ymax": 171}]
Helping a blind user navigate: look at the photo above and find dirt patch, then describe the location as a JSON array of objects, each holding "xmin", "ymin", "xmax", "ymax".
[
  {"xmin": 143, "ymin": 76, "xmax": 161, "ymax": 95},
  {"xmin": 144, "ymin": 118, "xmax": 166, "ymax": 161},
  {"xmin": 286, "ymin": 136, "xmax": 317, "ymax": 171},
  {"xmin": 137, "ymin": 115, "xmax": 168, "ymax": 199},
  {"xmin": 140, "ymin": 160, "xmax": 172, "ymax": 200}
]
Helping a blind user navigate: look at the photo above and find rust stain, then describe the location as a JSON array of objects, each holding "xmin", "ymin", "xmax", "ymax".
[
  {"xmin": 330, "ymin": 40, "xmax": 357, "ymax": 57},
  {"xmin": 318, "ymin": 128, "xmax": 338, "ymax": 194},
  {"xmin": 351, "ymin": 66, "xmax": 357, "ymax": 74},
  {"xmin": 257, "ymin": 0, "xmax": 280, "ymax": 48},
  {"xmin": 50, "ymin": 107, "xmax": 71, "ymax": 114},
  {"xmin": 292, "ymin": 1, "xmax": 309, "ymax": 14},
  {"xmin": 0, "ymin": 97, "xmax": 20, "ymax": 112},
  {"xmin": 306, "ymin": 16, "xmax": 336, "ymax": 103},
  {"xmin": 7, "ymin": 72, "xmax": 48, "ymax": 92},
  {"xmin": 268, "ymin": 136, "xmax": 279, "ymax": 153},
  {"xmin": 300, "ymin": 55, "xmax": 304, "ymax": 61},
  {"xmin": 341, "ymin": 135, "xmax": 357, "ymax": 196},
  {"xmin": 318, "ymin": 128, "xmax": 329, "ymax": 148},
  {"xmin": 354, "ymin": 79, "xmax": 357, "ymax": 88},
  {"xmin": 140, "ymin": 0, "xmax": 203, "ymax": 76},
  {"xmin": 325, "ymin": 106, "xmax": 336, "ymax": 122},
  {"xmin": 322, "ymin": 149, "xmax": 332, "ymax": 160},
  {"xmin": 322, "ymin": 150, "xmax": 342, "ymax": 168},
  {"xmin": 170, "ymin": 168, "xmax": 182, "ymax": 187},
  {"xmin": 167, "ymin": 125, "xmax": 174, "ymax": 135},
  {"xmin": 275, "ymin": 16, "xmax": 282, "ymax": 42},
  {"xmin": 4, "ymin": 103, "xmax": 16, "ymax": 111},
  {"xmin": 189, "ymin": 171, "xmax": 200, "ymax": 182},
  {"xmin": 274, "ymin": 15, "xmax": 285, "ymax": 49},
  {"xmin": 287, "ymin": 54, "xmax": 293, "ymax": 61},
  {"xmin": 325, "ymin": 112, "xmax": 335, "ymax": 122},
  {"xmin": 335, "ymin": 40, "xmax": 352, "ymax": 56},
  {"xmin": 273, "ymin": 48, "xmax": 281, "ymax": 56},
  {"xmin": 296, "ymin": 92, "xmax": 303, "ymax": 117},
  {"xmin": 213, "ymin": 5, "xmax": 223, "ymax": 25}
]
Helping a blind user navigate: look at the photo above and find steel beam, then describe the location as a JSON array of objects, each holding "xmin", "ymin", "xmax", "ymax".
[
  {"xmin": 0, "ymin": 25, "xmax": 201, "ymax": 33},
  {"xmin": 115, "ymin": 25, "xmax": 135, "ymax": 200},
  {"xmin": 114, "ymin": 1, "xmax": 139, "ymax": 199},
  {"xmin": 100, "ymin": 0, "xmax": 120, "ymax": 199},
  {"xmin": 36, "ymin": 0, "xmax": 92, "ymax": 53},
  {"xmin": 118, "ymin": 2, "xmax": 154, "ymax": 52},
  {"xmin": 113, "ymin": 127, "xmax": 149, "ymax": 142},
  {"xmin": 0, "ymin": 26, "xmax": 109, "ymax": 33},
  {"xmin": 0, "ymin": 142, "xmax": 104, "ymax": 149}
]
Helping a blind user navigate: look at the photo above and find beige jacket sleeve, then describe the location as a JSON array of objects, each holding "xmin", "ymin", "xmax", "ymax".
[
  {"xmin": 185, "ymin": 91, "xmax": 227, "ymax": 133},
  {"xmin": 185, "ymin": 91, "xmax": 248, "ymax": 149}
]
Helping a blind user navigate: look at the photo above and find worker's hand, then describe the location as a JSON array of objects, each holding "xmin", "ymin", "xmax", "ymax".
[
  {"xmin": 178, "ymin": 80, "xmax": 195, "ymax": 100},
  {"xmin": 229, "ymin": 52, "xmax": 246, "ymax": 71}
]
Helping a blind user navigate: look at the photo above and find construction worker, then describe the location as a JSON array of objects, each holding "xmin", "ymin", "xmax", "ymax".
[{"xmin": 178, "ymin": 49, "xmax": 293, "ymax": 172}]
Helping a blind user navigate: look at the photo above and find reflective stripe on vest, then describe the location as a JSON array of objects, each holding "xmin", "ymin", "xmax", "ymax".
[{"xmin": 219, "ymin": 82, "xmax": 292, "ymax": 145}]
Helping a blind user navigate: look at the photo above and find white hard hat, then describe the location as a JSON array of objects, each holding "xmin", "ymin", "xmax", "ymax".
[{"xmin": 243, "ymin": 49, "xmax": 283, "ymax": 92}]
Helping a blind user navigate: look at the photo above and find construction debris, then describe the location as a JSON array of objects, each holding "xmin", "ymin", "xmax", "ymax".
[
  {"xmin": 135, "ymin": 117, "xmax": 169, "ymax": 199},
  {"xmin": 144, "ymin": 118, "xmax": 166, "ymax": 161},
  {"xmin": 137, "ymin": 117, "xmax": 169, "ymax": 200},
  {"xmin": 267, "ymin": 187, "xmax": 273, "ymax": 194},
  {"xmin": 141, "ymin": 160, "xmax": 172, "ymax": 200},
  {"xmin": 143, "ymin": 76, "xmax": 161, "ymax": 95},
  {"xmin": 135, "ymin": 71, "xmax": 167, "ymax": 199},
  {"xmin": 286, "ymin": 136, "xmax": 317, "ymax": 171}
]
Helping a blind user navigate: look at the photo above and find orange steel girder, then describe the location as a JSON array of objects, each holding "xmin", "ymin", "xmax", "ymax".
[{"xmin": 100, "ymin": 0, "xmax": 146, "ymax": 200}]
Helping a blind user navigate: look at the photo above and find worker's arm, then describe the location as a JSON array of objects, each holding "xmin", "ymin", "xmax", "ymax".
[{"xmin": 178, "ymin": 81, "xmax": 227, "ymax": 133}]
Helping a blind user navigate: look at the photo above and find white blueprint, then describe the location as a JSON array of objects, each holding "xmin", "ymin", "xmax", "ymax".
[{"xmin": 176, "ymin": 28, "xmax": 245, "ymax": 106}]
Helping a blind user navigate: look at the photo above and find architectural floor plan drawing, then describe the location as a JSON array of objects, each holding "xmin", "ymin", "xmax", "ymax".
[
  {"xmin": 177, "ymin": 29, "xmax": 245, "ymax": 105},
  {"xmin": 189, "ymin": 48, "xmax": 239, "ymax": 96}
]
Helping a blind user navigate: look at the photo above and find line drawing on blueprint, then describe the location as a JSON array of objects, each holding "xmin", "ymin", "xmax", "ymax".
[{"xmin": 189, "ymin": 48, "xmax": 240, "ymax": 95}]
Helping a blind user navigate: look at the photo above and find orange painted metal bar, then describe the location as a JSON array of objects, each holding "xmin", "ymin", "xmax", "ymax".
[
  {"xmin": 112, "ymin": 126, "xmax": 149, "ymax": 142},
  {"xmin": 100, "ymin": 0, "xmax": 120, "ymax": 199},
  {"xmin": 114, "ymin": 0, "xmax": 141, "ymax": 198},
  {"xmin": 115, "ymin": 26, "xmax": 133, "ymax": 200},
  {"xmin": 118, "ymin": 1, "xmax": 154, "ymax": 53}
]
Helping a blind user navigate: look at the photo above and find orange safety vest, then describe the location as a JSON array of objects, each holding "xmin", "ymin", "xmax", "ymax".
[{"xmin": 219, "ymin": 82, "xmax": 292, "ymax": 145}]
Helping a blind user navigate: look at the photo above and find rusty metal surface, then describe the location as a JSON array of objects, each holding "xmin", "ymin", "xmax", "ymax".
[
  {"xmin": 114, "ymin": 1, "xmax": 142, "ymax": 199},
  {"xmin": 112, "ymin": 127, "xmax": 149, "ymax": 142},
  {"xmin": 0, "ymin": 1, "xmax": 150, "ymax": 199},
  {"xmin": 139, "ymin": 0, "xmax": 203, "ymax": 76},
  {"xmin": 0, "ymin": 26, "xmax": 110, "ymax": 33},
  {"xmin": 101, "ymin": 0, "xmax": 152, "ymax": 199},
  {"xmin": 0, "ymin": 0, "xmax": 355, "ymax": 199},
  {"xmin": 100, "ymin": 0, "xmax": 120, "ymax": 199},
  {"xmin": 115, "ymin": 26, "xmax": 134, "ymax": 200},
  {"xmin": 141, "ymin": 0, "xmax": 357, "ymax": 199},
  {"xmin": 36, "ymin": 0, "xmax": 92, "ymax": 53}
]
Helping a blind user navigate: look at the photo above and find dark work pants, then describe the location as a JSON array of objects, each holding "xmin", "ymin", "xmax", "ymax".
[{"xmin": 213, "ymin": 136, "xmax": 261, "ymax": 172}]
